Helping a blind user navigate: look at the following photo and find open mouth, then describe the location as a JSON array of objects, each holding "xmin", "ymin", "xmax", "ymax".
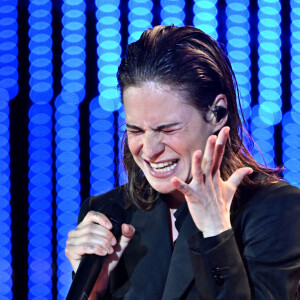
[{"xmin": 149, "ymin": 160, "xmax": 178, "ymax": 173}]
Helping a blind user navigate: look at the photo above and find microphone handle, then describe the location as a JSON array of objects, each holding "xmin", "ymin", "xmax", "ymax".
[{"xmin": 66, "ymin": 254, "xmax": 106, "ymax": 300}]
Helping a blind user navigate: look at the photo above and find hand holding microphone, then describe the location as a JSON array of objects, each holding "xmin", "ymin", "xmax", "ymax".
[{"xmin": 65, "ymin": 203, "xmax": 135, "ymax": 299}]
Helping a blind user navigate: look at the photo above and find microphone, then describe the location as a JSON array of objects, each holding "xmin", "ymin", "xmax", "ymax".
[{"xmin": 66, "ymin": 203, "xmax": 126, "ymax": 300}]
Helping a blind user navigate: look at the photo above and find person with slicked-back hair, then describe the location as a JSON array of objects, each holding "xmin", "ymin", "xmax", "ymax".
[{"xmin": 66, "ymin": 25, "xmax": 300, "ymax": 299}]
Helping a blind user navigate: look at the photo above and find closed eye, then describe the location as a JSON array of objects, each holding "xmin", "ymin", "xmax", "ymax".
[
  {"xmin": 126, "ymin": 124, "xmax": 144, "ymax": 135},
  {"xmin": 160, "ymin": 127, "xmax": 181, "ymax": 134},
  {"xmin": 155, "ymin": 123, "xmax": 182, "ymax": 134},
  {"xmin": 127, "ymin": 129, "xmax": 143, "ymax": 135},
  {"xmin": 162, "ymin": 129, "xmax": 177, "ymax": 134},
  {"xmin": 126, "ymin": 123, "xmax": 182, "ymax": 135}
]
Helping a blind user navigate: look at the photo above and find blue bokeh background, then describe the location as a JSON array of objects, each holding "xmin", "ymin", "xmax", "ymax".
[{"xmin": 1, "ymin": 0, "xmax": 299, "ymax": 299}]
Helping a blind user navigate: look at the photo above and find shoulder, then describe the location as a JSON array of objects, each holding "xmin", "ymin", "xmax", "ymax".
[
  {"xmin": 241, "ymin": 180, "xmax": 300, "ymax": 228},
  {"xmin": 78, "ymin": 185, "xmax": 128, "ymax": 223},
  {"xmin": 241, "ymin": 180, "xmax": 300, "ymax": 212},
  {"xmin": 235, "ymin": 180, "xmax": 300, "ymax": 260}
]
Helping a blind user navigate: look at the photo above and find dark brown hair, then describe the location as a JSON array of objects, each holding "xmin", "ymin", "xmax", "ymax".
[{"xmin": 117, "ymin": 25, "xmax": 283, "ymax": 211}]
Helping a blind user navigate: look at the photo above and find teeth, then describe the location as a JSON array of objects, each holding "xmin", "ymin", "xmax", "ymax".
[
  {"xmin": 150, "ymin": 161, "xmax": 173, "ymax": 168},
  {"xmin": 150, "ymin": 160, "xmax": 177, "ymax": 172}
]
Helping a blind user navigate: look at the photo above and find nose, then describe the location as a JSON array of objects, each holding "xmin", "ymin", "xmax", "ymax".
[{"xmin": 142, "ymin": 131, "xmax": 164, "ymax": 160}]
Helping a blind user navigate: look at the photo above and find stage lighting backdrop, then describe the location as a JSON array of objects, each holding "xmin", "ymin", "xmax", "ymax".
[{"xmin": 1, "ymin": 0, "xmax": 299, "ymax": 299}]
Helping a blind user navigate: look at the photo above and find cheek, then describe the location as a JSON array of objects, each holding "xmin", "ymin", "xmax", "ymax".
[
  {"xmin": 177, "ymin": 137, "xmax": 206, "ymax": 160},
  {"xmin": 127, "ymin": 137, "xmax": 140, "ymax": 156}
]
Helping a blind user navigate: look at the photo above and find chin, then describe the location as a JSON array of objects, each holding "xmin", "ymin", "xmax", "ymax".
[{"xmin": 148, "ymin": 182, "xmax": 176, "ymax": 195}]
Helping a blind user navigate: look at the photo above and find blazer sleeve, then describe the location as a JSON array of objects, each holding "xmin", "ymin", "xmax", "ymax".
[{"xmin": 188, "ymin": 182, "xmax": 300, "ymax": 300}]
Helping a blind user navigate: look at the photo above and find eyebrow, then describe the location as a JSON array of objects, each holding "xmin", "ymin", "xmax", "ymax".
[{"xmin": 126, "ymin": 122, "xmax": 181, "ymax": 131}]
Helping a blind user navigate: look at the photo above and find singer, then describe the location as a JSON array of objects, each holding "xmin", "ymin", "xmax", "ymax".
[{"xmin": 65, "ymin": 25, "xmax": 300, "ymax": 299}]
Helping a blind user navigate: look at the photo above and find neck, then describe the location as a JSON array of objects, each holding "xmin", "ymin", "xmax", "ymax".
[{"xmin": 163, "ymin": 190, "xmax": 185, "ymax": 209}]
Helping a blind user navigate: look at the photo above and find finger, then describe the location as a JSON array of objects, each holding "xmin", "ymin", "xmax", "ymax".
[
  {"xmin": 67, "ymin": 222, "xmax": 118, "ymax": 256},
  {"xmin": 191, "ymin": 150, "xmax": 204, "ymax": 184},
  {"xmin": 68, "ymin": 223, "xmax": 117, "ymax": 246},
  {"xmin": 110, "ymin": 224, "xmax": 135, "ymax": 260},
  {"xmin": 98, "ymin": 224, "xmax": 136, "ymax": 279},
  {"xmin": 68, "ymin": 228, "xmax": 116, "ymax": 247},
  {"xmin": 202, "ymin": 135, "xmax": 217, "ymax": 175},
  {"xmin": 121, "ymin": 223, "xmax": 135, "ymax": 239},
  {"xmin": 66, "ymin": 241, "xmax": 112, "ymax": 260},
  {"xmin": 67, "ymin": 231, "xmax": 115, "ymax": 256},
  {"xmin": 78, "ymin": 210, "xmax": 112, "ymax": 230},
  {"xmin": 65, "ymin": 245, "xmax": 83, "ymax": 261},
  {"xmin": 227, "ymin": 167, "xmax": 253, "ymax": 189},
  {"xmin": 212, "ymin": 127, "xmax": 230, "ymax": 176},
  {"xmin": 171, "ymin": 176, "xmax": 195, "ymax": 199}
]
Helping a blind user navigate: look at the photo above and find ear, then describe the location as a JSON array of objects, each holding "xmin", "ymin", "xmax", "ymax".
[{"xmin": 207, "ymin": 94, "xmax": 228, "ymax": 133}]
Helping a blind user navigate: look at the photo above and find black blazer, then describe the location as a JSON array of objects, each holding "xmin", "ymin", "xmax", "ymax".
[{"xmin": 78, "ymin": 181, "xmax": 300, "ymax": 299}]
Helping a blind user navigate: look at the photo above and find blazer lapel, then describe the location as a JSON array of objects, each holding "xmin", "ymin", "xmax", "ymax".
[
  {"xmin": 121, "ymin": 200, "xmax": 173, "ymax": 299},
  {"xmin": 162, "ymin": 212, "xmax": 199, "ymax": 300}
]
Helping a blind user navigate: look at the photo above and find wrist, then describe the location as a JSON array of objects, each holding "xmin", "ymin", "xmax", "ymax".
[{"xmin": 201, "ymin": 221, "xmax": 231, "ymax": 238}]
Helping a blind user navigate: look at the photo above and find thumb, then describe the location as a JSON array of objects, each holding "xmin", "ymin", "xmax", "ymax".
[
  {"xmin": 97, "ymin": 224, "xmax": 135, "ymax": 285},
  {"xmin": 102, "ymin": 224, "xmax": 135, "ymax": 270},
  {"xmin": 227, "ymin": 167, "xmax": 253, "ymax": 188},
  {"xmin": 117, "ymin": 223, "xmax": 135, "ymax": 251}
]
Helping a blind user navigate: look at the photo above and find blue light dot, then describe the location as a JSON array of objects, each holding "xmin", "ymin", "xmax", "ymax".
[{"xmin": 259, "ymin": 102, "xmax": 282, "ymax": 125}]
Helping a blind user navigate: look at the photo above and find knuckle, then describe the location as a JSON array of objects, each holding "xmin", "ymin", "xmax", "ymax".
[
  {"xmin": 68, "ymin": 230, "xmax": 75, "ymax": 238},
  {"xmin": 85, "ymin": 232, "xmax": 94, "ymax": 241},
  {"xmin": 65, "ymin": 246, "xmax": 75, "ymax": 259},
  {"xmin": 94, "ymin": 244, "xmax": 108, "ymax": 255},
  {"xmin": 206, "ymin": 159, "xmax": 213, "ymax": 166},
  {"xmin": 86, "ymin": 211, "xmax": 108, "ymax": 225},
  {"xmin": 185, "ymin": 189, "xmax": 194, "ymax": 197},
  {"xmin": 85, "ymin": 223, "xmax": 93, "ymax": 231},
  {"xmin": 87, "ymin": 210, "xmax": 104, "ymax": 221},
  {"xmin": 103, "ymin": 230, "xmax": 114, "ymax": 240},
  {"xmin": 98, "ymin": 244, "xmax": 110, "ymax": 255},
  {"xmin": 86, "ymin": 210, "xmax": 97, "ymax": 219},
  {"xmin": 85, "ymin": 223, "xmax": 97, "ymax": 232},
  {"xmin": 202, "ymin": 158, "xmax": 213, "ymax": 170},
  {"xmin": 180, "ymin": 184, "xmax": 193, "ymax": 196},
  {"xmin": 103, "ymin": 239, "xmax": 112, "ymax": 249},
  {"xmin": 98, "ymin": 233, "xmax": 112, "ymax": 248},
  {"xmin": 86, "ymin": 210, "xmax": 93, "ymax": 218}
]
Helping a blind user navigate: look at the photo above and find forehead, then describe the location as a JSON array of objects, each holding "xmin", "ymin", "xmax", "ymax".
[{"xmin": 123, "ymin": 82, "xmax": 201, "ymax": 123}]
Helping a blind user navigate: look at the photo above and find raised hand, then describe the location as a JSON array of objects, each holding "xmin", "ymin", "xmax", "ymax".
[{"xmin": 171, "ymin": 127, "xmax": 252, "ymax": 237}]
